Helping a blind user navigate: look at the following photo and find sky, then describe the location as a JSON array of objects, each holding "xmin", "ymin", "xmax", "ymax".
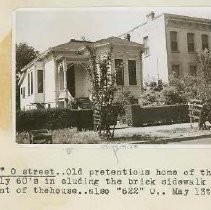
[{"xmin": 15, "ymin": 7, "xmax": 211, "ymax": 52}]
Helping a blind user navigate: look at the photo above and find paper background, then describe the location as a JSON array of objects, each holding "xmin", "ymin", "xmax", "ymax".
[{"xmin": 1, "ymin": 1, "xmax": 211, "ymax": 209}]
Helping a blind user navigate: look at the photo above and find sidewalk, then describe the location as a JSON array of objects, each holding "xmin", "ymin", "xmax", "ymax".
[{"xmin": 113, "ymin": 122, "xmax": 211, "ymax": 144}]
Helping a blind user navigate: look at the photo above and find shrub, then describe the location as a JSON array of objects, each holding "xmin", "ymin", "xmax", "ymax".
[
  {"xmin": 162, "ymin": 86, "xmax": 188, "ymax": 105},
  {"xmin": 16, "ymin": 108, "xmax": 93, "ymax": 132},
  {"xmin": 139, "ymin": 89, "xmax": 165, "ymax": 106},
  {"xmin": 16, "ymin": 131, "xmax": 30, "ymax": 144},
  {"xmin": 129, "ymin": 104, "xmax": 189, "ymax": 127}
]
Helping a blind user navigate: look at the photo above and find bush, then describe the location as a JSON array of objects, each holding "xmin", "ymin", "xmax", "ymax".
[
  {"xmin": 139, "ymin": 89, "xmax": 165, "ymax": 106},
  {"xmin": 162, "ymin": 86, "xmax": 188, "ymax": 105},
  {"xmin": 16, "ymin": 108, "xmax": 93, "ymax": 132},
  {"xmin": 129, "ymin": 104, "xmax": 189, "ymax": 127}
]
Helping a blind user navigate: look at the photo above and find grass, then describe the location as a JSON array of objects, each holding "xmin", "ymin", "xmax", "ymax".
[
  {"xmin": 16, "ymin": 128, "xmax": 102, "ymax": 144},
  {"xmin": 16, "ymin": 123, "xmax": 211, "ymax": 144}
]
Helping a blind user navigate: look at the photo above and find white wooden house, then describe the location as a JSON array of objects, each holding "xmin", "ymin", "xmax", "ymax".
[{"xmin": 19, "ymin": 37, "xmax": 143, "ymax": 110}]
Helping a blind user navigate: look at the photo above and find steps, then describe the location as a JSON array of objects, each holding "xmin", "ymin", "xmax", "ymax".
[{"xmin": 76, "ymin": 97, "xmax": 93, "ymax": 109}]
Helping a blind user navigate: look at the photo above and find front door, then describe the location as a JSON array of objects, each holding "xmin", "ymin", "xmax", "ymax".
[{"xmin": 67, "ymin": 65, "xmax": 75, "ymax": 97}]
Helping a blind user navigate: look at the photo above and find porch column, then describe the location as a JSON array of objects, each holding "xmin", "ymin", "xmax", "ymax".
[
  {"xmin": 58, "ymin": 63, "xmax": 63, "ymax": 91},
  {"xmin": 63, "ymin": 58, "xmax": 67, "ymax": 90}
]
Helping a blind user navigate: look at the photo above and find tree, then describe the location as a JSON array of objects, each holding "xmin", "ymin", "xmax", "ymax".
[
  {"xmin": 162, "ymin": 74, "xmax": 192, "ymax": 105},
  {"xmin": 16, "ymin": 43, "xmax": 39, "ymax": 73},
  {"xmin": 84, "ymin": 43, "xmax": 127, "ymax": 140},
  {"xmin": 196, "ymin": 49, "xmax": 211, "ymax": 100},
  {"xmin": 165, "ymin": 49, "xmax": 211, "ymax": 102},
  {"xmin": 16, "ymin": 43, "xmax": 39, "ymax": 110}
]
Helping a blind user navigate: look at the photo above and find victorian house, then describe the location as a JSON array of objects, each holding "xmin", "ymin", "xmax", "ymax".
[{"xmin": 19, "ymin": 37, "xmax": 143, "ymax": 110}]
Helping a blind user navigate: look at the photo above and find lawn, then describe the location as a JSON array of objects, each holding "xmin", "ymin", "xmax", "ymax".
[
  {"xmin": 16, "ymin": 127, "xmax": 161, "ymax": 144},
  {"xmin": 16, "ymin": 128, "xmax": 102, "ymax": 144}
]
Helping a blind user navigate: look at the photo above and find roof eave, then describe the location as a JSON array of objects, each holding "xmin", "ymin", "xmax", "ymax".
[{"xmin": 20, "ymin": 48, "xmax": 52, "ymax": 73}]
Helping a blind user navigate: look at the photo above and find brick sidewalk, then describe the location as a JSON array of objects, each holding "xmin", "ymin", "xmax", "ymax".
[{"xmin": 113, "ymin": 123, "xmax": 211, "ymax": 144}]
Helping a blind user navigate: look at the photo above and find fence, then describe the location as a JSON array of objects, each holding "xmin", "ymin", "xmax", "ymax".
[{"xmin": 188, "ymin": 99, "xmax": 202, "ymax": 123}]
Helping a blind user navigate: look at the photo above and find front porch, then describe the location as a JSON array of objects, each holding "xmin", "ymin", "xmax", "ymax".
[{"xmin": 56, "ymin": 57, "xmax": 91, "ymax": 108}]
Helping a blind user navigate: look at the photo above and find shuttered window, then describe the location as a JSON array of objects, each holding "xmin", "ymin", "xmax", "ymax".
[
  {"xmin": 37, "ymin": 70, "xmax": 44, "ymax": 93},
  {"xmin": 30, "ymin": 71, "xmax": 33, "ymax": 95},
  {"xmin": 21, "ymin": 87, "xmax": 25, "ymax": 99},
  {"xmin": 128, "ymin": 60, "xmax": 137, "ymax": 85},
  {"xmin": 28, "ymin": 73, "xmax": 30, "ymax": 96}
]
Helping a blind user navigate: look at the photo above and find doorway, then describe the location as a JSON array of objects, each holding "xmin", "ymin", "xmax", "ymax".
[{"xmin": 67, "ymin": 65, "xmax": 75, "ymax": 97}]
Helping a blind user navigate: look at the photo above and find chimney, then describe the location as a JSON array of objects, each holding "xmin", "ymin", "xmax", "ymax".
[
  {"xmin": 125, "ymin": 34, "xmax": 131, "ymax": 41},
  {"xmin": 146, "ymin": 11, "xmax": 155, "ymax": 21}
]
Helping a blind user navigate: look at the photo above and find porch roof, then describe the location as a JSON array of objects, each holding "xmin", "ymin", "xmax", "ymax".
[{"xmin": 55, "ymin": 55, "xmax": 89, "ymax": 64}]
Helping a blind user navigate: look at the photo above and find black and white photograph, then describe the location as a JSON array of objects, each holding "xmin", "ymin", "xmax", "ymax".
[{"xmin": 15, "ymin": 7, "xmax": 211, "ymax": 144}]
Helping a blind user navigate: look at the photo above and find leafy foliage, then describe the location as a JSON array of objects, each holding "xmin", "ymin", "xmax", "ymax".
[
  {"xmin": 140, "ymin": 80, "xmax": 166, "ymax": 106},
  {"xmin": 85, "ymin": 44, "xmax": 116, "ymax": 107},
  {"xmin": 140, "ymin": 49, "xmax": 211, "ymax": 106},
  {"xmin": 16, "ymin": 43, "xmax": 39, "ymax": 110},
  {"xmin": 84, "ymin": 44, "xmax": 117, "ymax": 140},
  {"xmin": 16, "ymin": 43, "xmax": 39, "ymax": 73},
  {"xmin": 16, "ymin": 108, "xmax": 93, "ymax": 132},
  {"xmin": 195, "ymin": 49, "xmax": 211, "ymax": 100},
  {"xmin": 84, "ymin": 43, "xmax": 135, "ymax": 140},
  {"xmin": 131, "ymin": 104, "xmax": 189, "ymax": 126}
]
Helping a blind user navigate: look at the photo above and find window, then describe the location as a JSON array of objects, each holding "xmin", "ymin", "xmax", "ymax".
[
  {"xmin": 187, "ymin": 33, "xmax": 195, "ymax": 52},
  {"xmin": 22, "ymin": 87, "xmax": 25, "ymax": 99},
  {"xmin": 189, "ymin": 65, "xmax": 197, "ymax": 76},
  {"xmin": 128, "ymin": 60, "xmax": 137, "ymax": 85},
  {"xmin": 37, "ymin": 70, "xmax": 44, "ymax": 93},
  {"xmin": 202, "ymin": 34, "xmax": 209, "ymax": 50},
  {"xmin": 170, "ymin": 31, "xmax": 178, "ymax": 52},
  {"xmin": 28, "ymin": 73, "xmax": 30, "ymax": 96},
  {"xmin": 172, "ymin": 64, "xmax": 180, "ymax": 77},
  {"xmin": 115, "ymin": 59, "xmax": 124, "ymax": 85},
  {"xmin": 27, "ymin": 71, "xmax": 34, "ymax": 96},
  {"xmin": 30, "ymin": 71, "xmax": 33, "ymax": 95},
  {"xmin": 143, "ymin": 36, "xmax": 149, "ymax": 55}
]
